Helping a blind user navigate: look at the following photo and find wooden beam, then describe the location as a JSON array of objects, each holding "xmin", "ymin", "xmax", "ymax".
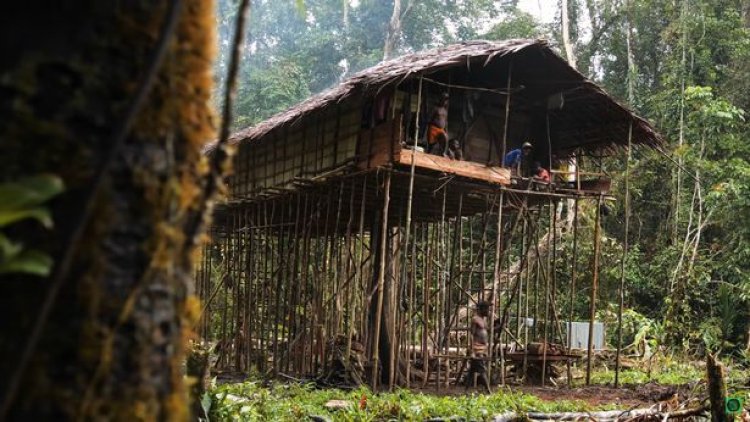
[{"xmin": 395, "ymin": 149, "xmax": 510, "ymax": 185}]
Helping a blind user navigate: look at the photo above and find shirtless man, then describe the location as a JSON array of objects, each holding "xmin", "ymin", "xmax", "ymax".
[
  {"xmin": 445, "ymin": 138, "xmax": 463, "ymax": 160},
  {"xmin": 427, "ymin": 92, "xmax": 450, "ymax": 155},
  {"xmin": 465, "ymin": 300, "xmax": 491, "ymax": 392}
]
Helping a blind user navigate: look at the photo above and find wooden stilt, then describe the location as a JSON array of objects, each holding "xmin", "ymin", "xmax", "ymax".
[
  {"xmin": 566, "ymin": 198, "xmax": 579, "ymax": 387},
  {"xmin": 615, "ymin": 123, "xmax": 633, "ymax": 387},
  {"xmin": 586, "ymin": 195, "xmax": 603, "ymax": 385},
  {"xmin": 371, "ymin": 172, "xmax": 392, "ymax": 391},
  {"xmin": 490, "ymin": 192, "xmax": 505, "ymax": 386}
]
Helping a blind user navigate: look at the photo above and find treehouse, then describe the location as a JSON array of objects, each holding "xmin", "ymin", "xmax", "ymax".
[{"xmin": 199, "ymin": 40, "xmax": 661, "ymax": 390}]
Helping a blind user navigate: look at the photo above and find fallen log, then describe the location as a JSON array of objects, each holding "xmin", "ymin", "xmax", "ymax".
[{"xmin": 491, "ymin": 406, "xmax": 708, "ymax": 421}]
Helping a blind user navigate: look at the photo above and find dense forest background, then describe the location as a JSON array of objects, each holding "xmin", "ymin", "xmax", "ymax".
[{"xmin": 215, "ymin": 0, "xmax": 750, "ymax": 356}]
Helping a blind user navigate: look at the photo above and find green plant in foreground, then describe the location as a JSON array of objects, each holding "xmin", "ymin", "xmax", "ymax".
[
  {"xmin": 206, "ymin": 382, "xmax": 600, "ymax": 421},
  {"xmin": 0, "ymin": 174, "xmax": 64, "ymax": 276}
]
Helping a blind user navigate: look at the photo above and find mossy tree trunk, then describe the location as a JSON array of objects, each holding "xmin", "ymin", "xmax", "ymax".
[
  {"xmin": 706, "ymin": 354, "xmax": 728, "ymax": 422},
  {"xmin": 0, "ymin": 1, "xmax": 216, "ymax": 420}
]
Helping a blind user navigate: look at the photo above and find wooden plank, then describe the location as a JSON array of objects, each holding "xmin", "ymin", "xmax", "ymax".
[
  {"xmin": 357, "ymin": 120, "xmax": 399, "ymax": 169},
  {"xmin": 396, "ymin": 149, "xmax": 510, "ymax": 185}
]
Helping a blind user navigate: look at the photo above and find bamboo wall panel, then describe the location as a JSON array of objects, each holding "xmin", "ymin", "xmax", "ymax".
[{"xmin": 228, "ymin": 108, "xmax": 361, "ymax": 198}]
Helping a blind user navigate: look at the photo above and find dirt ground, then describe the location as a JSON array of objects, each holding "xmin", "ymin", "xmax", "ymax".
[{"xmin": 416, "ymin": 382, "xmax": 698, "ymax": 409}]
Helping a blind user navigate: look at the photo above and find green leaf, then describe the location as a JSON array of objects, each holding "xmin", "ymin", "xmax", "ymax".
[
  {"xmin": 0, "ymin": 249, "xmax": 53, "ymax": 276},
  {"xmin": 0, "ymin": 174, "xmax": 64, "ymax": 212},
  {"xmin": 0, "ymin": 207, "xmax": 53, "ymax": 228},
  {"xmin": 0, "ymin": 233, "xmax": 23, "ymax": 259},
  {"xmin": 201, "ymin": 392, "xmax": 213, "ymax": 420}
]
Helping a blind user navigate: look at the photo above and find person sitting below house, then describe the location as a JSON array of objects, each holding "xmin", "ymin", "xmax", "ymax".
[
  {"xmin": 427, "ymin": 92, "xmax": 450, "ymax": 155},
  {"xmin": 503, "ymin": 142, "xmax": 533, "ymax": 176},
  {"xmin": 465, "ymin": 300, "xmax": 492, "ymax": 393},
  {"xmin": 444, "ymin": 138, "xmax": 463, "ymax": 160}
]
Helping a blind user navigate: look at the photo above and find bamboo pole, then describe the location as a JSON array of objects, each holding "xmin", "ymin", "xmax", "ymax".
[
  {"xmin": 406, "ymin": 223, "xmax": 417, "ymax": 388},
  {"xmin": 586, "ymin": 195, "xmax": 603, "ymax": 385},
  {"xmin": 489, "ymin": 192, "xmax": 505, "ymax": 386},
  {"xmin": 615, "ymin": 123, "xmax": 633, "ymax": 387},
  {"xmin": 541, "ymin": 200, "xmax": 552, "ymax": 386},
  {"xmin": 437, "ymin": 187, "xmax": 448, "ymax": 391},
  {"xmin": 371, "ymin": 172, "xmax": 392, "ymax": 391},
  {"xmin": 272, "ymin": 201, "xmax": 284, "ymax": 375},
  {"xmin": 481, "ymin": 212, "xmax": 487, "ymax": 302},
  {"xmin": 566, "ymin": 199, "xmax": 579, "ymax": 387},
  {"xmin": 244, "ymin": 207, "xmax": 253, "ymax": 372},
  {"xmin": 235, "ymin": 209, "xmax": 244, "ymax": 371},
  {"xmin": 500, "ymin": 59, "xmax": 513, "ymax": 162},
  {"xmin": 400, "ymin": 77, "xmax": 423, "ymax": 388},
  {"xmin": 220, "ymin": 215, "xmax": 231, "ymax": 369},
  {"xmin": 343, "ymin": 180, "xmax": 356, "ymax": 368},
  {"xmin": 522, "ymin": 222, "xmax": 532, "ymax": 381},
  {"xmin": 288, "ymin": 194, "xmax": 303, "ymax": 374},
  {"xmin": 331, "ymin": 182, "xmax": 345, "ymax": 340},
  {"xmin": 301, "ymin": 196, "xmax": 314, "ymax": 375},
  {"xmin": 355, "ymin": 177, "xmax": 368, "ymax": 352},
  {"xmin": 421, "ymin": 223, "xmax": 431, "ymax": 388},
  {"xmin": 468, "ymin": 215, "xmax": 475, "ymax": 356},
  {"xmin": 260, "ymin": 201, "xmax": 270, "ymax": 373},
  {"xmin": 297, "ymin": 195, "xmax": 310, "ymax": 375},
  {"xmin": 517, "ymin": 218, "xmax": 526, "ymax": 345}
]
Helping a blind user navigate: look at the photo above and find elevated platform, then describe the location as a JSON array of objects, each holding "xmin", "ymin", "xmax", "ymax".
[
  {"xmin": 396, "ymin": 148, "xmax": 510, "ymax": 185},
  {"xmin": 358, "ymin": 119, "xmax": 511, "ymax": 186}
]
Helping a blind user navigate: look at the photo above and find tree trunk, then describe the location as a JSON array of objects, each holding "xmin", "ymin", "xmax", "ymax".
[
  {"xmin": 0, "ymin": 1, "xmax": 216, "ymax": 420},
  {"xmin": 561, "ymin": 0, "xmax": 578, "ymax": 68},
  {"xmin": 383, "ymin": 0, "xmax": 403, "ymax": 60},
  {"xmin": 706, "ymin": 354, "xmax": 728, "ymax": 422},
  {"xmin": 343, "ymin": 0, "xmax": 350, "ymax": 30},
  {"xmin": 626, "ymin": 0, "xmax": 636, "ymax": 104}
]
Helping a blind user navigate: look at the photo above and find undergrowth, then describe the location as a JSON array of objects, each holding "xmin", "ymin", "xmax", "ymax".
[
  {"xmin": 204, "ymin": 360, "xmax": 750, "ymax": 421},
  {"xmin": 205, "ymin": 382, "xmax": 596, "ymax": 421},
  {"xmin": 587, "ymin": 357, "xmax": 749, "ymax": 390},
  {"xmin": 587, "ymin": 362, "xmax": 703, "ymax": 386}
]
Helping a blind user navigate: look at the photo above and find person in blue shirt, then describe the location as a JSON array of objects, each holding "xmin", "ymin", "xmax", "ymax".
[{"xmin": 503, "ymin": 142, "xmax": 533, "ymax": 175}]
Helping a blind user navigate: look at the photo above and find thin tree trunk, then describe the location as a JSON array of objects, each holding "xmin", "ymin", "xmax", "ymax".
[
  {"xmin": 383, "ymin": 0, "xmax": 403, "ymax": 60},
  {"xmin": 673, "ymin": 0, "xmax": 688, "ymax": 246},
  {"xmin": 0, "ymin": 1, "xmax": 216, "ymax": 419},
  {"xmin": 343, "ymin": 0, "xmax": 350, "ymax": 29},
  {"xmin": 561, "ymin": 0, "xmax": 578, "ymax": 69},
  {"xmin": 626, "ymin": 0, "xmax": 636, "ymax": 105},
  {"xmin": 383, "ymin": 0, "xmax": 413, "ymax": 61}
]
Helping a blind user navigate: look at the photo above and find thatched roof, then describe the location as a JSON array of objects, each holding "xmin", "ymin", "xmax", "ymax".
[{"xmin": 216, "ymin": 39, "xmax": 661, "ymax": 152}]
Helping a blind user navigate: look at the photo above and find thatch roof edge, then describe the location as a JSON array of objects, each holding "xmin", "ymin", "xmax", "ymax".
[{"xmin": 206, "ymin": 39, "xmax": 662, "ymax": 153}]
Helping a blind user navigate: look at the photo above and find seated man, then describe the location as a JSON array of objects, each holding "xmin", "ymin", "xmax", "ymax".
[
  {"xmin": 444, "ymin": 138, "xmax": 463, "ymax": 160},
  {"xmin": 532, "ymin": 161, "xmax": 550, "ymax": 183},
  {"xmin": 427, "ymin": 93, "xmax": 450, "ymax": 155},
  {"xmin": 503, "ymin": 142, "xmax": 533, "ymax": 176}
]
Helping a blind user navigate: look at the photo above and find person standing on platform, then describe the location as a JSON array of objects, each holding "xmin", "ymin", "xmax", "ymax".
[
  {"xmin": 427, "ymin": 92, "xmax": 450, "ymax": 155},
  {"xmin": 504, "ymin": 142, "xmax": 533, "ymax": 176}
]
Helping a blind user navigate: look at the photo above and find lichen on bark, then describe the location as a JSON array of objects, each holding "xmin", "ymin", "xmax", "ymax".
[{"xmin": 0, "ymin": 1, "xmax": 216, "ymax": 420}]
